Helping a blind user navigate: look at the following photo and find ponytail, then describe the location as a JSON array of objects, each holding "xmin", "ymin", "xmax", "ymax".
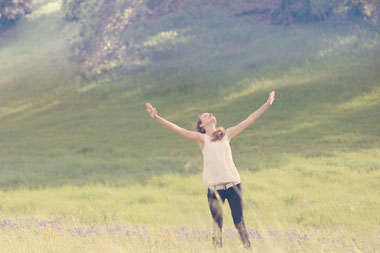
[
  {"xmin": 210, "ymin": 127, "xmax": 225, "ymax": 142},
  {"xmin": 196, "ymin": 116, "xmax": 225, "ymax": 142}
]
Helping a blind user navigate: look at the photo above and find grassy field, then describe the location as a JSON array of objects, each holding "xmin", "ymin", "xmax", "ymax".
[{"xmin": 0, "ymin": 0, "xmax": 379, "ymax": 252}]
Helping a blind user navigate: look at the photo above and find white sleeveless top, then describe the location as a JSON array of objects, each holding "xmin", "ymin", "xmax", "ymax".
[{"xmin": 201, "ymin": 133, "xmax": 241, "ymax": 186}]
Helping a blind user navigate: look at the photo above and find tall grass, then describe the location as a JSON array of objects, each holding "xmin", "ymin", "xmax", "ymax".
[{"xmin": 0, "ymin": 0, "xmax": 379, "ymax": 252}]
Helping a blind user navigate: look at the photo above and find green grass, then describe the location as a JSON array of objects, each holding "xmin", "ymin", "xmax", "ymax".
[
  {"xmin": 0, "ymin": 0, "xmax": 379, "ymax": 251},
  {"xmin": 1, "ymin": 218, "xmax": 377, "ymax": 253}
]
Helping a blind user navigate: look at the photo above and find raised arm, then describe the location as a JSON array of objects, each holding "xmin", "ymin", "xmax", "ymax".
[
  {"xmin": 226, "ymin": 91, "xmax": 275, "ymax": 141},
  {"xmin": 145, "ymin": 102, "xmax": 203, "ymax": 143}
]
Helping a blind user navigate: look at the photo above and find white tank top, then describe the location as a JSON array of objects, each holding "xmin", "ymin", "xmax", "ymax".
[{"xmin": 201, "ymin": 133, "xmax": 241, "ymax": 186}]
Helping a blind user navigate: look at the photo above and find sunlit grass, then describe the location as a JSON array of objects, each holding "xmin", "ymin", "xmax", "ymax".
[
  {"xmin": 143, "ymin": 30, "xmax": 191, "ymax": 47},
  {"xmin": 0, "ymin": 0, "xmax": 379, "ymax": 252},
  {"xmin": 0, "ymin": 151, "xmax": 379, "ymax": 253},
  {"xmin": 27, "ymin": 0, "xmax": 62, "ymax": 20},
  {"xmin": 0, "ymin": 150, "xmax": 378, "ymax": 230},
  {"xmin": 0, "ymin": 216, "xmax": 378, "ymax": 252},
  {"xmin": 337, "ymin": 85, "xmax": 380, "ymax": 110}
]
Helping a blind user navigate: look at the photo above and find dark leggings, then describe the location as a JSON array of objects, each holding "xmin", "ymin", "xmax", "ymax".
[{"xmin": 207, "ymin": 183, "xmax": 251, "ymax": 249}]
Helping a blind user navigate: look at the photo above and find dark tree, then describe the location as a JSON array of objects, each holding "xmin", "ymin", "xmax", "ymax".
[{"xmin": 0, "ymin": 0, "xmax": 32, "ymax": 29}]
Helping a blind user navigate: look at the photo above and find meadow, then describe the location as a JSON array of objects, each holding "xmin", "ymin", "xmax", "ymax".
[{"xmin": 0, "ymin": 0, "xmax": 379, "ymax": 252}]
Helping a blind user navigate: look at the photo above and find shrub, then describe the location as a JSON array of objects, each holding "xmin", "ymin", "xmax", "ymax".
[{"xmin": 0, "ymin": 0, "xmax": 32, "ymax": 29}]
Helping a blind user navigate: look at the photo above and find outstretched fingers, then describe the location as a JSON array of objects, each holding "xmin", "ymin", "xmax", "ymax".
[
  {"xmin": 145, "ymin": 102, "xmax": 157, "ymax": 118},
  {"xmin": 146, "ymin": 103, "xmax": 154, "ymax": 112},
  {"xmin": 268, "ymin": 91, "xmax": 275, "ymax": 105}
]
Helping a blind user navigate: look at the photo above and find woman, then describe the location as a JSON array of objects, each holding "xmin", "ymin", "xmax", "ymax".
[{"xmin": 145, "ymin": 91, "xmax": 275, "ymax": 249}]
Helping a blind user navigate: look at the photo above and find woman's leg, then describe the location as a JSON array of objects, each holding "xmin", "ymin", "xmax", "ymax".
[
  {"xmin": 207, "ymin": 188, "xmax": 225, "ymax": 248},
  {"xmin": 227, "ymin": 184, "xmax": 251, "ymax": 249}
]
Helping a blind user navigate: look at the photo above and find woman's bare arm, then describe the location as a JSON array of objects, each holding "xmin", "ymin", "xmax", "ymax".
[
  {"xmin": 226, "ymin": 91, "xmax": 275, "ymax": 140},
  {"xmin": 146, "ymin": 102, "xmax": 203, "ymax": 143}
]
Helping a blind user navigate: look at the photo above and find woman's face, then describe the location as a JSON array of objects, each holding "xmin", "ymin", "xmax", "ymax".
[{"xmin": 199, "ymin": 112, "xmax": 216, "ymax": 127}]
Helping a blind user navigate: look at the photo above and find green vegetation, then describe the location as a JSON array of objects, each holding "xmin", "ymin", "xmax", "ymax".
[
  {"xmin": 0, "ymin": 0, "xmax": 32, "ymax": 29},
  {"xmin": 61, "ymin": 0, "xmax": 380, "ymax": 79},
  {"xmin": 0, "ymin": 0, "xmax": 379, "ymax": 251}
]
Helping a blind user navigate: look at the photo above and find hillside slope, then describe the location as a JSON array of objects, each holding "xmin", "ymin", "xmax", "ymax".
[{"xmin": 0, "ymin": 0, "xmax": 379, "ymax": 189}]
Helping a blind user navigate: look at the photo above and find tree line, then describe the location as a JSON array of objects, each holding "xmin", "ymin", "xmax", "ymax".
[
  {"xmin": 3, "ymin": 0, "xmax": 377, "ymax": 80},
  {"xmin": 60, "ymin": 0, "xmax": 379, "ymax": 80}
]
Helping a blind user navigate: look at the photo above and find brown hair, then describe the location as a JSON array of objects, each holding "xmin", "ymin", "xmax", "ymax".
[{"xmin": 196, "ymin": 116, "xmax": 225, "ymax": 142}]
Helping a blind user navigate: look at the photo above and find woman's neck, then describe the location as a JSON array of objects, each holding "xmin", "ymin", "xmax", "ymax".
[{"xmin": 204, "ymin": 125, "xmax": 217, "ymax": 136}]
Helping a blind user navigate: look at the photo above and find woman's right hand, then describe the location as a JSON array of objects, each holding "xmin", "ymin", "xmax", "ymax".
[{"xmin": 145, "ymin": 102, "xmax": 158, "ymax": 119}]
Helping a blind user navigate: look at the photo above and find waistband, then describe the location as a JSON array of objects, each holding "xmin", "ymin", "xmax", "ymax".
[{"xmin": 209, "ymin": 182, "xmax": 240, "ymax": 191}]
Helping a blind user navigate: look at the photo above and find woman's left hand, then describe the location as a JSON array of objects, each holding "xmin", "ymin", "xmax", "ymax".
[{"xmin": 267, "ymin": 91, "xmax": 275, "ymax": 106}]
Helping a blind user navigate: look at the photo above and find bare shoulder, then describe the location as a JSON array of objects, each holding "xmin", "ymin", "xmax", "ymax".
[
  {"xmin": 225, "ymin": 128, "xmax": 233, "ymax": 141},
  {"xmin": 193, "ymin": 132, "xmax": 204, "ymax": 150},
  {"xmin": 193, "ymin": 131, "xmax": 204, "ymax": 142}
]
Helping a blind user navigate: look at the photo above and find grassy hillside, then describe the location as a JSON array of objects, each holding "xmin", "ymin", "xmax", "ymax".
[
  {"xmin": 0, "ymin": 0, "xmax": 379, "ymax": 252},
  {"xmin": 1, "ymin": 2, "xmax": 378, "ymax": 188}
]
